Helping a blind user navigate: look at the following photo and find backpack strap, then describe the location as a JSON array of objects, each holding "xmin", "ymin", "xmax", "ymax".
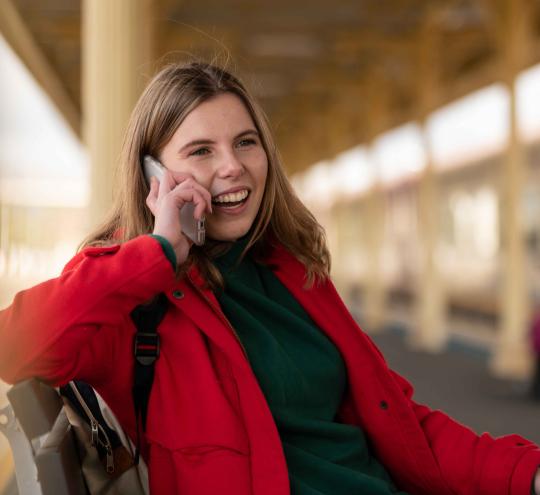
[{"xmin": 130, "ymin": 292, "xmax": 169, "ymax": 464}]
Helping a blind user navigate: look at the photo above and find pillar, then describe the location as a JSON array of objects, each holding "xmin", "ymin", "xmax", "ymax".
[
  {"xmin": 492, "ymin": 0, "xmax": 533, "ymax": 378},
  {"xmin": 82, "ymin": 0, "xmax": 153, "ymax": 230},
  {"xmin": 411, "ymin": 17, "xmax": 447, "ymax": 351},
  {"xmin": 363, "ymin": 183, "xmax": 386, "ymax": 331},
  {"xmin": 363, "ymin": 76, "xmax": 387, "ymax": 332}
]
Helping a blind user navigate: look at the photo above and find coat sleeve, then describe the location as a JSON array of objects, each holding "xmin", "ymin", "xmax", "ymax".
[
  {"xmin": 0, "ymin": 235, "xmax": 176, "ymax": 387},
  {"xmin": 389, "ymin": 368, "xmax": 540, "ymax": 495}
]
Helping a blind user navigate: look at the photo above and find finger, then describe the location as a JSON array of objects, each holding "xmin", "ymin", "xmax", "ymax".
[
  {"xmin": 170, "ymin": 171, "xmax": 196, "ymax": 185},
  {"xmin": 156, "ymin": 175, "xmax": 166, "ymax": 202},
  {"xmin": 146, "ymin": 177, "xmax": 158, "ymax": 213},
  {"xmin": 158, "ymin": 168, "xmax": 176, "ymax": 201},
  {"xmin": 171, "ymin": 188, "xmax": 202, "ymax": 215},
  {"xmin": 179, "ymin": 189, "xmax": 206, "ymax": 221},
  {"xmin": 187, "ymin": 181, "xmax": 212, "ymax": 214},
  {"xmin": 190, "ymin": 190, "xmax": 207, "ymax": 220},
  {"xmin": 170, "ymin": 189, "xmax": 205, "ymax": 223},
  {"xmin": 151, "ymin": 176, "xmax": 159, "ymax": 195},
  {"xmin": 175, "ymin": 178, "xmax": 213, "ymax": 214},
  {"xmin": 194, "ymin": 184, "xmax": 213, "ymax": 214}
]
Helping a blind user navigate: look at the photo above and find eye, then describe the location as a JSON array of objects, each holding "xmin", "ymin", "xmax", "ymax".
[
  {"xmin": 190, "ymin": 147, "xmax": 210, "ymax": 157},
  {"xmin": 237, "ymin": 138, "xmax": 256, "ymax": 148}
]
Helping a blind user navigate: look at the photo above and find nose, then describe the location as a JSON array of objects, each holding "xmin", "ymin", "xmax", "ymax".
[{"xmin": 217, "ymin": 150, "xmax": 245, "ymax": 179}]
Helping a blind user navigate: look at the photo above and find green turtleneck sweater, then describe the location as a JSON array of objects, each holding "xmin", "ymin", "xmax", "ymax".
[{"xmin": 150, "ymin": 235, "xmax": 408, "ymax": 495}]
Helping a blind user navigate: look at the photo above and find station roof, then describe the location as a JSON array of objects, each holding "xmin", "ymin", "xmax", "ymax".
[{"xmin": 2, "ymin": 0, "xmax": 539, "ymax": 173}]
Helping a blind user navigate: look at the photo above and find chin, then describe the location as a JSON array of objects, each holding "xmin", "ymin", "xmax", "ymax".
[{"xmin": 207, "ymin": 223, "xmax": 253, "ymax": 242}]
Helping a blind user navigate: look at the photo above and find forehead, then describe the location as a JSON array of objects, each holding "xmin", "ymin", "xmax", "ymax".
[{"xmin": 175, "ymin": 93, "xmax": 255, "ymax": 140}]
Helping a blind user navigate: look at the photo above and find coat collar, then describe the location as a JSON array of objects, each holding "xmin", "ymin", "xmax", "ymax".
[{"xmin": 171, "ymin": 242, "xmax": 299, "ymax": 370}]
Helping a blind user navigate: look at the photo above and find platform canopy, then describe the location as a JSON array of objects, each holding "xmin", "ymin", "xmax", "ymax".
[{"xmin": 1, "ymin": 0, "xmax": 539, "ymax": 174}]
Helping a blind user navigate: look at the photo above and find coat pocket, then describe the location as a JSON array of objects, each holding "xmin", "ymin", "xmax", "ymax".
[{"xmin": 148, "ymin": 440, "xmax": 252, "ymax": 495}]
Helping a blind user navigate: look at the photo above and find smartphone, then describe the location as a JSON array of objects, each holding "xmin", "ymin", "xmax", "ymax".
[{"xmin": 143, "ymin": 155, "xmax": 205, "ymax": 246}]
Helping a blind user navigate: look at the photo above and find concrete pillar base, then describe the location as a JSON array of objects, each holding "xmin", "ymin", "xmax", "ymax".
[
  {"xmin": 407, "ymin": 329, "xmax": 446, "ymax": 353},
  {"xmin": 491, "ymin": 340, "xmax": 532, "ymax": 380},
  {"xmin": 363, "ymin": 289, "xmax": 386, "ymax": 333}
]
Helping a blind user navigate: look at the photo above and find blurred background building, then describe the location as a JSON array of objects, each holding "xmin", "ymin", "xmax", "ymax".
[{"xmin": 1, "ymin": 0, "xmax": 540, "ymax": 493}]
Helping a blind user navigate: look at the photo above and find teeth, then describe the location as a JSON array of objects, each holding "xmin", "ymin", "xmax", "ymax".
[{"xmin": 213, "ymin": 189, "xmax": 249, "ymax": 203}]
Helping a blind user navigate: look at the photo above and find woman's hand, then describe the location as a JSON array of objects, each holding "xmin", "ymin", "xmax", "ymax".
[
  {"xmin": 146, "ymin": 168, "xmax": 212, "ymax": 266},
  {"xmin": 534, "ymin": 468, "xmax": 540, "ymax": 495}
]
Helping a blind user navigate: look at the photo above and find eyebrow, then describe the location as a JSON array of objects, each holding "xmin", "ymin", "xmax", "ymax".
[{"xmin": 178, "ymin": 129, "xmax": 260, "ymax": 154}]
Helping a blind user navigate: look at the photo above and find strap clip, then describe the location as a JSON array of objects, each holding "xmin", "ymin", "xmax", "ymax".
[{"xmin": 133, "ymin": 332, "xmax": 160, "ymax": 365}]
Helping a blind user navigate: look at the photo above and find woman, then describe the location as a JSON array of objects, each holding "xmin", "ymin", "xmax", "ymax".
[
  {"xmin": 1, "ymin": 61, "xmax": 539, "ymax": 495},
  {"xmin": 531, "ymin": 304, "xmax": 540, "ymax": 400}
]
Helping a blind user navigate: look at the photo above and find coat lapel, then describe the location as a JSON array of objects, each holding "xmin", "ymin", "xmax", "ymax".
[
  {"xmin": 266, "ymin": 243, "xmax": 446, "ymax": 494},
  {"xmin": 167, "ymin": 268, "xmax": 250, "ymax": 371}
]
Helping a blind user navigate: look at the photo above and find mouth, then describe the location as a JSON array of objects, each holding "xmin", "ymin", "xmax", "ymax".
[{"xmin": 212, "ymin": 188, "xmax": 251, "ymax": 209}]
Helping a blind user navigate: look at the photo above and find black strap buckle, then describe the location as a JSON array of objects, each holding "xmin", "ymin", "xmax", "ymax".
[{"xmin": 133, "ymin": 332, "xmax": 160, "ymax": 365}]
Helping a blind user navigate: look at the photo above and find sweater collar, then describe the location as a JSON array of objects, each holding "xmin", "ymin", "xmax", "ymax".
[{"xmin": 213, "ymin": 235, "xmax": 251, "ymax": 270}]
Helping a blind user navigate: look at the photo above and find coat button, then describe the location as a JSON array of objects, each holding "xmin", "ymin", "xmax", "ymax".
[
  {"xmin": 379, "ymin": 400, "xmax": 389, "ymax": 410},
  {"xmin": 172, "ymin": 290, "xmax": 184, "ymax": 299}
]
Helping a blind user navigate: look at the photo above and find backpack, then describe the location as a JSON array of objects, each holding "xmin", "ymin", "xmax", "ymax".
[{"xmin": 2, "ymin": 292, "xmax": 169, "ymax": 495}]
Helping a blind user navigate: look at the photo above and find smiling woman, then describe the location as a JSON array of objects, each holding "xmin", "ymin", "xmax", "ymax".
[
  {"xmin": 79, "ymin": 61, "xmax": 330, "ymax": 291},
  {"xmin": 0, "ymin": 61, "xmax": 540, "ymax": 495}
]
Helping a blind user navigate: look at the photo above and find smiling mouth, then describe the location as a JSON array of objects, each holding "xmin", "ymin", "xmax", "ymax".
[{"xmin": 212, "ymin": 189, "xmax": 250, "ymax": 208}]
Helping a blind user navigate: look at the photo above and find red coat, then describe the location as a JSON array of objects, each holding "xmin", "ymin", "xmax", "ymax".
[{"xmin": 1, "ymin": 235, "xmax": 539, "ymax": 495}]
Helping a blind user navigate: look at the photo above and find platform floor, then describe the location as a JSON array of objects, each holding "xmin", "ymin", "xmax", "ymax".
[{"xmin": 369, "ymin": 327, "xmax": 540, "ymax": 445}]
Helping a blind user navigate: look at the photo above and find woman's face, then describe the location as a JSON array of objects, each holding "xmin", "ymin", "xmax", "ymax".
[{"xmin": 158, "ymin": 93, "xmax": 269, "ymax": 242}]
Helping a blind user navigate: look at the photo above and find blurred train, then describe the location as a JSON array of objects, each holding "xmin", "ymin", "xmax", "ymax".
[{"xmin": 309, "ymin": 138, "xmax": 540, "ymax": 352}]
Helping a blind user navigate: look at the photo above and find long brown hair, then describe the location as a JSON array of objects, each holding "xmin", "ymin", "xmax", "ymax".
[{"xmin": 79, "ymin": 61, "xmax": 330, "ymax": 289}]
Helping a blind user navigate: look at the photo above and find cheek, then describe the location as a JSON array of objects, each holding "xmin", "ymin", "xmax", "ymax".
[
  {"xmin": 191, "ymin": 171, "xmax": 213, "ymax": 190},
  {"xmin": 174, "ymin": 165, "xmax": 213, "ymax": 190},
  {"xmin": 255, "ymin": 156, "xmax": 269, "ymax": 189}
]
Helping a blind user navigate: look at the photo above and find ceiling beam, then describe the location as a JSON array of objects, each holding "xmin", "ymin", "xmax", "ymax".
[{"xmin": 0, "ymin": 0, "xmax": 81, "ymax": 137}]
